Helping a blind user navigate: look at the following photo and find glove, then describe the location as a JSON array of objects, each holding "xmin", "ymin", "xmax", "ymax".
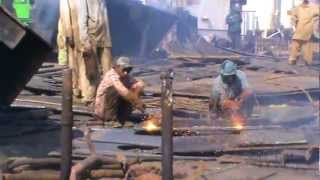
[{"xmin": 222, "ymin": 99, "xmax": 240, "ymax": 111}]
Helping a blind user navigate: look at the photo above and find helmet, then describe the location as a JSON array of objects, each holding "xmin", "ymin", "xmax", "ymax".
[
  {"xmin": 115, "ymin": 56, "xmax": 133, "ymax": 69},
  {"xmin": 220, "ymin": 60, "xmax": 237, "ymax": 76}
]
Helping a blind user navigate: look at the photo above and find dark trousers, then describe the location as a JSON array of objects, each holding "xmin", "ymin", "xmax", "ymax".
[
  {"xmin": 228, "ymin": 31, "xmax": 241, "ymax": 50},
  {"xmin": 104, "ymin": 87, "xmax": 132, "ymax": 124}
]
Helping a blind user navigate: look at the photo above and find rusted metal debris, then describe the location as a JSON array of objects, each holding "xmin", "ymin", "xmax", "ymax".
[
  {"xmin": 161, "ymin": 69, "xmax": 174, "ymax": 180},
  {"xmin": 3, "ymin": 170, "xmax": 59, "ymax": 180},
  {"xmin": 60, "ymin": 69, "xmax": 73, "ymax": 180},
  {"xmin": 5, "ymin": 158, "xmax": 61, "ymax": 173},
  {"xmin": 90, "ymin": 169, "xmax": 124, "ymax": 178},
  {"xmin": 69, "ymin": 155, "xmax": 123, "ymax": 180},
  {"xmin": 69, "ymin": 155, "xmax": 100, "ymax": 180}
]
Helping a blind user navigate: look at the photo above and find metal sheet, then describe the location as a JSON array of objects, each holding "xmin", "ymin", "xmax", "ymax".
[
  {"xmin": 0, "ymin": 7, "xmax": 25, "ymax": 49},
  {"xmin": 0, "ymin": 7, "xmax": 51, "ymax": 106},
  {"xmin": 90, "ymin": 128, "xmax": 161, "ymax": 147}
]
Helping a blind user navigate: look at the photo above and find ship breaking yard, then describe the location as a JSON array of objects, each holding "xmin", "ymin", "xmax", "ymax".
[{"xmin": 0, "ymin": 0, "xmax": 320, "ymax": 180}]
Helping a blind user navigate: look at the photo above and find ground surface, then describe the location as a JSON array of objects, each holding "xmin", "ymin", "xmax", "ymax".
[{"xmin": 0, "ymin": 55, "xmax": 319, "ymax": 179}]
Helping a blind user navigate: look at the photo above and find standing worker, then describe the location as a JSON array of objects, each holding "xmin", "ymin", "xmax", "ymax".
[
  {"xmin": 288, "ymin": 0, "xmax": 319, "ymax": 65},
  {"xmin": 94, "ymin": 57, "xmax": 145, "ymax": 127},
  {"xmin": 58, "ymin": 0, "xmax": 113, "ymax": 105},
  {"xmin": 209, "ymin": 60, "xmax": 254, "ymax": 127},
  {"xmin": 57, "ymin": 0, "xmax": 82, "ymax": 100},
  {"xmin": 78, "ymin": 0, "xmax": 113, "ymax": 79},
  {"xmin": 226, "ymin": 0, "xmax": 245, "ymax": 49},
  {"xmin": 77, "ymin": 0, "xmax": 113, "ymax": 104}
]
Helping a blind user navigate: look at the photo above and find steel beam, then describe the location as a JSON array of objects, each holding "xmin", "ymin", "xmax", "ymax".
[
  {"xmin": 161, "ymin": 69, "xmax": 174, "ymax": 180},
  {"xmin": 60, "ymin": 69, "xmax": 73, "ymax": 180}
]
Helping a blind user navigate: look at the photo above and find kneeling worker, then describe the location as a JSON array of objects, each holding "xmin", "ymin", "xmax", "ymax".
[
  {"xmin": 209, "ymin": 60, "xmax": 254, "ymax": 127},
  {"xmin": 94, "ymin": 57, "xmax": 145, "ymax": 126}
]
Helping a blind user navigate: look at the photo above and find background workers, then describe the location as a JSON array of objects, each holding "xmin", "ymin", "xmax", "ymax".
[
  {"xmin": 209, "ymin": 60, "xmax": 254, "ymax": 126},
  {"xmin": 288, "ymin": 0, "xmax": 319, "ymax": 65},
  {"xmin": 57, "ymin": 0, "xmax": 82, "ymax": 99},
  {"xmin": 78, "ymin": 0, "xmax": 113, "ymax": 76},
  {"xmin": 94, "ymin": 57, "xmax": 145, "ymax": 127},
  {"xmin": 226, "ymin": 0, "xmax": 244, "ymax": 49}
]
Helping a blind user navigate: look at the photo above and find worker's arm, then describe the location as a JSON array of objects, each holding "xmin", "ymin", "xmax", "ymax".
[
  {"xmin": 290, "ymin": 7, "xmax": 298, "ymax": 28},
  {"xmin": 235, "ymin": 71, "xmax": 252, "ymax": 107},
  {"xmin": 112, "ymin": 78, "xmax": 145, "ymax": 112},
  {"xmin": 238, "ymin": 89, "xmax": 252, "ymax": 105}
]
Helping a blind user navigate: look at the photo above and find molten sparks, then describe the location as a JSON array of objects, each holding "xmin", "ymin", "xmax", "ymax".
[
  {"xmin": 143, "ymin": 121, "xmax": 160, "ymax": 132},
  {"xmin": 234, "ymin": 123, "xmax": 244, "ymax": 130},
  {"xmin": 231, "ymin": 113, "xmax": 245, "ymax": 130}
]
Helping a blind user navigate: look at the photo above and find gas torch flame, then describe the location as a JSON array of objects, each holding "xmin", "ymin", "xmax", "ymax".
[
  {"xmin": 234, "ymin": 122, "xmax": 244, "ymax": 130},
  {"xmin": 231, "ymin": 113, "xmax": 245, "ymax": 130},
  {"xmin": 142, "ymin": 114, "xmax": 161, "ymax": 132},
  {"xmin": 143, "ymin": 121, "xmax": 160, "ymax": 132}
]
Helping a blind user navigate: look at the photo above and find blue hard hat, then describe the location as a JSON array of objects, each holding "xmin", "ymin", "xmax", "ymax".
[{"xmin": 220, "ymin": 60, "xmax": 237, "ymax": 76}]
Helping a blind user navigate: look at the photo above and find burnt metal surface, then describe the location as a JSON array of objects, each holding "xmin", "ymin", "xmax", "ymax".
[
  {"xmin": 0, "ymin": 7, "xmax": 51, "ymax": 106},
  {"xmin": 90, "ymin": 128, "xmax": 161, "ymax": 147}
]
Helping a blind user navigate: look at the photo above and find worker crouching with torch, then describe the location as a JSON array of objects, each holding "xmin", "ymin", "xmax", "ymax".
[{"xmin": 209, "ymin": 60, "xmax": 255, "ymax": 129}]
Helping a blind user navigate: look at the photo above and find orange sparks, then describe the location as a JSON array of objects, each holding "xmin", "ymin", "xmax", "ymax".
[{"xmin": 231, "ymin": 113, "xmax": 245, "ymax": 130}]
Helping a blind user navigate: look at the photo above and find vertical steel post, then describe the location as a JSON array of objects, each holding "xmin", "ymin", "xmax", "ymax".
[
  {"xmin": 161, "ymin": 69, "xmax": 174, "ymax": 180},
  {"xmin": 60, "ymin": 69, "xmax": 73, "ymax": 180}
]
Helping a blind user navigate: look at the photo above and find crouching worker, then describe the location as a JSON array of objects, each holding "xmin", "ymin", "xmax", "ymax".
[
  {"xmin": 209, "ymin": 60, "xmax": 254, "ymax": 127},
  {"xmin": 94, "ymin": 57, "xmax": 145, "ymax": 127}
]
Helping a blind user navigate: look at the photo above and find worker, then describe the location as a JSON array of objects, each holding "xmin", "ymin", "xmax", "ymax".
[
  {"xmin": 78, "ymin": 0, "xmax": 113, "ymax": 76},
  {"xmin": 209, "ymin": 60, "xmax": 254, "ymax": 126},
  {"xmin": 94, "ymin": 57, "xmax": 145, "ymax": 127},
  {"xmin": 226, "ymin": 2, "xmax": 243, "ymax": 49},
  {"xmin": 57, "ymin": 0, "xmax": 82, "ymax": 100},
  {"xmin": 288, "ymin": 0, "xmax": 319, "ymax": 65}
]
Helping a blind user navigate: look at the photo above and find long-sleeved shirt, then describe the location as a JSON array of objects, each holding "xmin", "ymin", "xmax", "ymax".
[
  {"xmin": 78, "ymin": 0, "xmax": 112, "ymax": 50},
  {"xmin": 211, "ymin": 70, "xmax": 249, "ymax": 101},
  {"xmin": 291, "ymin": 3, "xmax": 319, "ymax": 41},
  {"xmin": 95, "ymin": 68, "xmax": 134, "ymax": 117}
]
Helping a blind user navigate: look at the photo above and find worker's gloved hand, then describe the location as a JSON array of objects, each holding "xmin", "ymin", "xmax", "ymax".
[{"xmin": 222, "ymin": 99, "xmax": 240, "ymax": 111}]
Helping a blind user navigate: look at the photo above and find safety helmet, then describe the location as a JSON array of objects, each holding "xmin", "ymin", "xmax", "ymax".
[
  {"xmin": 115, "ymin": 56, "xmax": 133, "ymax": 69},
  {"xmin": 220, "ymin": 60, "xmax": 237, "ymax": 76}
]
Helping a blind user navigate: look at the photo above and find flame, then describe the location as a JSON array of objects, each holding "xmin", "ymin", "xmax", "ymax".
[
  {"xmin": 142, "ymin": 114, "xmax": 161, "ymax": 132},
  {"xmin": 231, "ymin": 113, "xmax": 245, "ymax": 130},
  {"xmin": 142, "ymin": 120, "xmax": 160, "ymax": 132},
  {"xmin": 234, "ymin": 122, "xmax": 244, "ymax": 130}
]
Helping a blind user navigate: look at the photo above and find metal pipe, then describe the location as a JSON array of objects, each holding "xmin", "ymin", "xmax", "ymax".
[
  {"xmin": 60, "ymin": 69, "xmax": 73, "ymax": 180},
  {"xmin": 161, "ymin": 69, "xmax": 174, "ymax": 180}
]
